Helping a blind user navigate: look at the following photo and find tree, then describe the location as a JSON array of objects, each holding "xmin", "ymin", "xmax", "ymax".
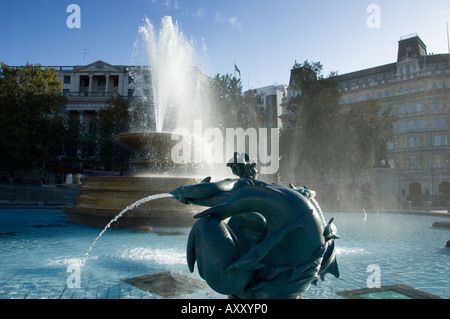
[
  {"xmin": 97, "ymin": 96, "xmax": 131, "ymax": 171},
  {"xmin": 0, "ymin": 63, "xmax": 67, "ymax": 176},
  {"xmin": 210, "ymin": 73, "xmax": 264, "ymax": 129},
  {"xmin": 281, "ymin": 61, "xmax": 342, "ymax": 184},
  {"xmin": 341, "ymin": 99, "xmax": 395, "ymax": 177},
  {"xmin": 280, "ymin": 60, "xmax": 395, "ymax": 186}
]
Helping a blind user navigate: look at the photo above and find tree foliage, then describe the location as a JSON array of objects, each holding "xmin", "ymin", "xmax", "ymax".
[
  {"xmin": 97, "ymin": 96, "xmax": 131, "ymax": 171},
  {"xmin": 0, "ymin": 63, "xmax": 67, "ymax": 174},
  {"xmin": 209, "ymin": 73, "xmax": 264, "ymax": 129},
  {"xmin": 280, "ymin": 60, "xmax": 395, "ymax": 184}
]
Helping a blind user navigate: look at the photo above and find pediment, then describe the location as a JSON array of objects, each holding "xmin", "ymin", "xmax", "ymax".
[
  {"xmin": 76, "ymin": 60, "xmax": 122, "ymax": 72},
  {"xmin": 397, "ymin": 56, "xmax": 419, "ymax": 65}
]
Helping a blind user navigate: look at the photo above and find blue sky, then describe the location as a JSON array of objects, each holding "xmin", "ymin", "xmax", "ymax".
[{"xmin": 1, "ymin": 0, "xmax": 449, "ymax": 88}]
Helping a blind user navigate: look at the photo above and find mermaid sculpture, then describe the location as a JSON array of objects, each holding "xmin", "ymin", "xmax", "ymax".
[{"xmin": 171, "ymin": 153, "xmax": 339, "ymax": 299}]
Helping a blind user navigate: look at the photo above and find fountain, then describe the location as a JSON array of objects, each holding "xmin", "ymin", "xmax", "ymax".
[
  {"xmin": 63, "ymin": 16, "xmax": 212, "ymax": 229},
  {"xmin": 170, "ymin": 153, "xmax": 339, "ymax": 298}
]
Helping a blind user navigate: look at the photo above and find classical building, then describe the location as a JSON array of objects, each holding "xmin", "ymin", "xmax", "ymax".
[
  {"xmin": 55, "ymin": 60, "xmax": 140, "ymax": 133},
  {"xmin": 281, "ymin": 34, "xmax": 450, "ymax": 208}
]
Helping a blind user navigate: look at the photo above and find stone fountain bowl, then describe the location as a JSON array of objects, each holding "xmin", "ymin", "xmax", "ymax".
[
  {"xmin": 113, "ymin": 131, "xmax": 187, "ymax": 167},
  {"xmin": 63, "ymin": 131, "xmax": 204, "ymax": 229},
  {"xmin": 114, "ymin": 131, "xmax": 177, "ymax": 154}
]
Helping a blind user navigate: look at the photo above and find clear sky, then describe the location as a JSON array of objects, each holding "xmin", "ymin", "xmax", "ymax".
[{"xmin": 1, "ymin": 0, "xmax": 449, "ymax": 88}]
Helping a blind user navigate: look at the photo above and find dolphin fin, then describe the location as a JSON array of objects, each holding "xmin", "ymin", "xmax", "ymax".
[
  {"xmin": 201, "ymin": 176, "xmax": 211, "ymax": 183},
  {"xmin": 320, "ymin": 257, "xmax": 339, "ymax": 280},
  {"xmin": 186, "ymin": 228, "xmax": 197, "ymax": 273}
]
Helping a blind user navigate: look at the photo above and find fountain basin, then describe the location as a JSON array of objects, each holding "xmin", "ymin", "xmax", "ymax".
[
  {"xmin": 62, "ymin": 132, "xmax": 205, "ymax": 229},
  {"xmin": 63, "ymin": 176, "xmax": 202, "ymax": 228},
  {"xmin": 114, "ymin": 132, "xmax": 177, "ymax": 159}
]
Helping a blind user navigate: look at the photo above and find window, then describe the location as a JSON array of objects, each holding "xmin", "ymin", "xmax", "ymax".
[
  {"xmin": 433, "ymin": 118, "xmax": 440, "ymax": 128},
  {"xmin": 415, "ymin": 85, "xmax": 421, "ymax": 92},
  {"xmin": 398, "ymin": 105, "xmax": 406, "ymax": 114},
  {"xmin": 432, "ymin": 83, "xmax": 438, "ymax": 89},
  {"xmin": 64, "ymin": 75, "xmax": 71, "ymax": 84},
  {"xmin": 387, "ymin": 141, "xmax": 394, "ymax": 149},
  {"xmin": 408, "ymin": 121, "xmax": 415, "ymax": 130},
  {"xmin": 435, "ymin": 136, "xmax": 442, "ymax": 146},
  {"xmin": 407, "ymin": 104, "xmax": 414, "ymax": 113},
  {"xmin": 410, "ymin": 156, "xmax": 416, "ymax": 168},
  {"xmin": 113, "ymin": 79, "xmax": 119, "ymax": 87},
  {"xmin": 416, "ymin": 138, "xmax": 421, "ymax": 147},
  {"xmin": 399, "ymin": 121, "xmax": 407, "ymax": 131},
  {"xmin": 444, "ymin": 118, "xmax": 449, "ymax": 128},
  {"xmin": 415, "ymin": 103, "xmax": 423, "ymax": 112},
  {"xmin": 416, "ymin": 119, "xmax": 424, "ymax": 129},
  {"xmin": 433, "ymin": 101, "xmax": 439, "ymax": 110},
  {"xmin": 385, "ymin": 90, "xmax": 390, "ymax": 97},
  {"xmin": 409, "ymin": 137, "xmax": 415, "ymax": 147},
  {"xmin": 445, "ymin": 136, "xmax": 449, "ymax": 145},
  {"xmin": 63, "ymin": 89, "xmax": 70, "ymax": 96}
]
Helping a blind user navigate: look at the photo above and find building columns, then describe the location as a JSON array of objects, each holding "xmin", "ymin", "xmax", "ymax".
[
  {"xmin": 88, "ymin": 75, "xmax": 93, "ymax": 96},
  {"xmin": 105, "ymin": 74, "xmax": 110, "ymax": 96}
]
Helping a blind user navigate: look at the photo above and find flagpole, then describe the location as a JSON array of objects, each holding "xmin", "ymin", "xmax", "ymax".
[{"xmin": 447, "ymin": 22, "xmax": 450, "ymax": 58}]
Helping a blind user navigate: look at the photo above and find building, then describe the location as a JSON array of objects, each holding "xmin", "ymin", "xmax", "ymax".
[
  {"xmin": 56, "ymin": 60, "xmax": 139, "ymax": 133},
  {"xmin": 281, "ymin": 34, "xmax": 450, "ymax": 208},
  {"xmin": 253, "ymin": 84, "xmax": 287, "ymax": 130}
]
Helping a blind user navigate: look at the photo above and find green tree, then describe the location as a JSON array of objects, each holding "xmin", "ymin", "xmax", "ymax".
[
  {"xmin": 210, "ymin": 73, "xmax": 243, "ymax": 129},
  {"xmin": 97, "ymin": 96, "xmax": 131, "ymax": 171},
  {"xmin": 210, "ymin": 73, "xmax": 264, "ymax": 129},
  {"xmin": 341, "ymin": 99, "xmax": 395, "ymax": 178},
  {"xmin": 281, "ymin": 61, "xmax": 342, "ymax": 184},
  {"xmin": 280, "ymin": 60, "xmax": 395, "ymax": 185},
  {"xmin": 0, "ymin": 63, "xmax": 67, "ymax": 176}
]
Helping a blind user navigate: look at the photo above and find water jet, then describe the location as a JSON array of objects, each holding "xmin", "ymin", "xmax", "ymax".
[{"xmin": 62, "ymin": 16, "xmax": 211, "ymax": 229}]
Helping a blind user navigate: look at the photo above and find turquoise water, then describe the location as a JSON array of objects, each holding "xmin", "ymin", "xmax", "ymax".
[{"xmin": 0, "ymin": 209, "xmax": 448, "ymax": 299}]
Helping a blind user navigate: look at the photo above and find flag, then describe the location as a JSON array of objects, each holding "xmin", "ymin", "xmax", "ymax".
[{"xmin": 234, "ymin": 64, "xmax": 241, "ymax": 77}]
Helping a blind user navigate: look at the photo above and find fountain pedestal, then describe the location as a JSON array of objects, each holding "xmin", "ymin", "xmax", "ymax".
[
  {"xmin": 371, "ymin": 167, "xmax": 399, "ymax": 211},
  {"xmin": 62, "ymin": 132, "xmax": 203, "ymax": 228}
]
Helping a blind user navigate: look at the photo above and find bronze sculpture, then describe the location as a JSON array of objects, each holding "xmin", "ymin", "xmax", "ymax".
[{"xmin": 171, "ymin": 153, "xmax": 339, "ymax": 298}]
